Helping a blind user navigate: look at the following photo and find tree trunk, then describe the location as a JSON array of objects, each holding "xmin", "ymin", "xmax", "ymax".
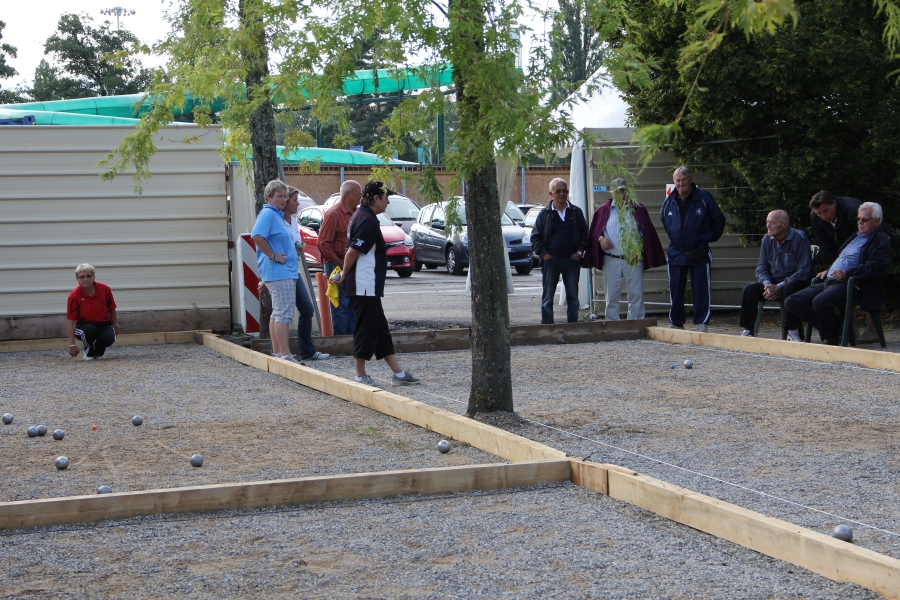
[
  {"xmin": 240, "ymin": 0, "xmax": 279, "ymax": 337},
  {"xmin": 450, "ymin": 0, "xmax": 514, "ymax": 416},
  {"xmin": 465, "ymin": 163, "xmax": 513, "ymax": 415}
]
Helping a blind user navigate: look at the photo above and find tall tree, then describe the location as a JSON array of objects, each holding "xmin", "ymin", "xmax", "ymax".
[
  {"xmin": 34, "ymin": 13, "xmax": 152, "ymax": 101},
  {"xmin": 0, "ymin": 20, "xmax": 25, "ymax": 104},
  {"xmin": 549, "ymin": 0, "xmax": 603, "ymax": 105},
  {"xmin": 616, "ymin": 0, "xmax": 900, "ymax": 235}
]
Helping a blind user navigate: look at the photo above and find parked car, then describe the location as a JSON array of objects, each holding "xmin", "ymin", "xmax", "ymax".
[
  {"xmin": 295, "ymin": 190, "xmax": 317, "ymax": 211},
  {"xmin": 297, "ymin": 205, "xmax": 415, "ymax": 277},
  {"xmin": 504, "ymin": 201, "xmax": 543, "ymax": 225},
  {"xmin": 410, "ymin": 200, "xmax": 533, "ymax": 275},
  {"xmin": 521, "ymin": 206, "xmax": 542, "ymax": 267},
  {"xmin": 323, "ymin": 193, "xmax": 420, "ymax": 234}
]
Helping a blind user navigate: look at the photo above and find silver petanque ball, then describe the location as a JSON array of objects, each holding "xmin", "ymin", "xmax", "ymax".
[
  {"xmin": 833, "ymin": 525, "xmax": 853, "ymax": 542},
  {"xmin": 437, "ymin": 440, "xmax": 451, "ymax": 454},
  {"xmin": 97, "ymin": 485, "xmax": 112, "ymax": 494},
  {"xmin": 684, "ymin": 359, "xmax": 693, "ymax": 369},
  {"xmin": 52, "ymin": 429, "xmax": 65, "ymax": 440},
  {"xmin": 1, "ymin": 413, "xmax": 12, "ymax": 425},
  {"xmin": 27, "ymin": 426, "xmax": 39, "ymax": 438},
  {"xmin": 132, "ymin": 415, "xmax": 143, "ymax": 426},
  {"xmin": 190, "ymin": 454, "xmax": 204, "ymax": 467},
  {"xmin": 37, "ymin": 425, "xmax": 47, "ymax": 436},
  {"xmin": 55, "ymin": 456, "xmax": 69, "ymax": 470}
]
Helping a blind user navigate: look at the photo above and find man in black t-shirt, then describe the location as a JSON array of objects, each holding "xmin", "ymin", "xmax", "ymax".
[{"xmin": 338, "ymin": 181, "xmax": 421, "ymax": 387}]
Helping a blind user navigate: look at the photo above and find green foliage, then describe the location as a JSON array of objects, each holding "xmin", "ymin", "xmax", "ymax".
[
  {"xmin": 0, "ymin": 20, "xmax": 27, "ymax": 104},
  {"xmin": 34, "ymin": 13, "xmax": 152, "ymax": 101},
  {"xmin": 619, "ymin": 0, "xmax": 900, "ymax": 240},
  {"xmin": 549, "ymin": 0, "xmax": 604, "ymax": 105}
]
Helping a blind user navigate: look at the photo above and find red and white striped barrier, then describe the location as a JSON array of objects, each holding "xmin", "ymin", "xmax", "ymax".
[{"xmin": 236, "ymin": 233, "xmax": 260, "ymax": 334}]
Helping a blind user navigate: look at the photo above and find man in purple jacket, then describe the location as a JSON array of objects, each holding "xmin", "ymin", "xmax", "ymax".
[{"xmin": 585, "ymin": 179, "xmax": 666, "ymax": 320}]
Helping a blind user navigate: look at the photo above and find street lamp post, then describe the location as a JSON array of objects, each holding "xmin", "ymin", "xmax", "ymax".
[{"xmin": 100, "ymin": 7, "xmax": 136, "ymax": 31}]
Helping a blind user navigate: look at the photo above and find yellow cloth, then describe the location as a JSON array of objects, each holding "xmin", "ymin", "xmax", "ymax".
[{"xmin": 326, "ymin": 266, "xmax": 342, "ymax": 308}]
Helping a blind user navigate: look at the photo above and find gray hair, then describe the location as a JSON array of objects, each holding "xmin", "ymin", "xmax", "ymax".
[
  {"xmin": 673, "ymin": 166, "xmax": 693, "ymax": 179},
  {"xmin": 340, "ymin": 180, "xmax": 361, "ymax": 198},
  {"xmin": 859, "ymin": 202, "xmax": 883, "ymax": 221},
  {"xmin": 768, "ymin": 209, "xmax": 790, "ymax": 225},
  {"xmin": 548, "ymin": 178, "xmax": 568, "ymax": 192},
  {"xmin": 286, "ymin": 186, "xmax": 299, "ymax": 199},
  {"xmin": 264, "ymin": 180, "xmax": 287, "ymax": 199},
  {"xmin": 74, "ymin": 263, "xmax": 95, "ymax": 276}
]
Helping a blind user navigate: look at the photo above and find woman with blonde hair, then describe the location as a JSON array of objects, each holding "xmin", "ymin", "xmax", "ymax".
[{"xmin": 67, "ymin": 263, "xmax": 119, "ymax": 360}]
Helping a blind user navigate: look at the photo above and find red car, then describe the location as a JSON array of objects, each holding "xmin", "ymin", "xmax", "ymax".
[{"xmin": 296, "ymin": 205, "xmax": 415, "ymax": 277}]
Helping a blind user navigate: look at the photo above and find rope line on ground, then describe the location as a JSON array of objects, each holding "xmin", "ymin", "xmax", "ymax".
[{"xmin": 351, "ymin": 366, "xmax": 900, "ymax": 540}]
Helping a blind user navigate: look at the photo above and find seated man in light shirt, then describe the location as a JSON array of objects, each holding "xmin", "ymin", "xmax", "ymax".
[
  {"xmin": 784, "ymin": 202, "xmax": 892, "ymax": 345},
  {"xmin": 738, "ymin": 210, "xmax": 813, "ymax": 341}
]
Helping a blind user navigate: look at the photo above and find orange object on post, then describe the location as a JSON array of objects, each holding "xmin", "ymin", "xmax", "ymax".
[{"xmin": 315, "ymin": 272, "xmax": 334, "ymax": 337}]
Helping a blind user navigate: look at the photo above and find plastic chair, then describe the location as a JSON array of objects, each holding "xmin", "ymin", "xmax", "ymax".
[
  {"xmin": 753, "ymin": 245, "xmax": 819, "ymax": 339},
  {"xmin": 802, "ymin": 274, "xmax": 887, "ymax": 347}
]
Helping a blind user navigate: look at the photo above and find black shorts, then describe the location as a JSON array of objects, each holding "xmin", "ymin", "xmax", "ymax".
[{"xmin": 350, "ymin": 296, "xmax": 395, "ymax": 361}]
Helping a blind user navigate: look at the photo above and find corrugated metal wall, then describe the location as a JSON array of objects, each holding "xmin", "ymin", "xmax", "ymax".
[
  {"xmin": 587, "ymin": 128, "xmax": 759, "ymax": 312},
  {"xmin": 0, "ymin": 125, "xmax": 230, "ymax": 340}
]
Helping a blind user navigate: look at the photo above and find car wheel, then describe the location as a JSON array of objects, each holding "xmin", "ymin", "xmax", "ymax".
[
  {"xmin": 446, "ymin": 247, "xmax": 465, "ymax": 275},
  {"xmin": 412, "ymin": 260, "xmax": 422, "ymax": 272},
  {"xmin": 425, "ymin": 263, "xmax": 438, "ymax": 269},
  {"xmin": 397, "ymin": 269, "xmax": 413, "ymax": 278},
  {"xmin": 515, "ymin": 264, "xmax": 533, "ymax": 275}
]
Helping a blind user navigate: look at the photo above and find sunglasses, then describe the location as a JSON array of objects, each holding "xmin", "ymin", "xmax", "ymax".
[
  {"xmin": 77, "ymin": 274, "xmax": 93, "ymax": 279},
  {"xmin": 857, "ymin": 217, "xmax": 876, "ymax": 223},
  {"xmin": 552, "ymin": 189, "xmax": 569, "ymax": 195}
]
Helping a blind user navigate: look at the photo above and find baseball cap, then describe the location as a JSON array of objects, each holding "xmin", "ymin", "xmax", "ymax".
[
  {"xmin": 612, "ymin": 178, "xmax": 627, "ymax": 190},
  {"xmin": 361, "ymin": 181, "xmax": 397, "ymax": 199}
]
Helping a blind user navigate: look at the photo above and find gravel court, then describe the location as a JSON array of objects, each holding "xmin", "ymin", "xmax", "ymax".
[
  {"xmin": 0, "ymin": 484, "xmax": 876, "ymax": 598},
  {"xmin": 0, "ymin": 340, "xmax": 888, "ymax": 597},
  {"xmin": 0, "ymin": 344, "xmax": 500, "ymax": 502},
  {"xmin": 316, "ymin": 339, "xmax": 900, "ymax": 562}
]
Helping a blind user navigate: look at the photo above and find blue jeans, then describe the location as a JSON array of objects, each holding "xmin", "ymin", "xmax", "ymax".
[
  {"xmin": 325, "ymin": 262, "xmax": 356, "ymax": 335},
  {"xmin": 541, "ymin": 255, "xmax": 581, "ymax": 323},
  {"xmin": 294, "ymin": 278, "xmax": 317, "ymax": 358}
]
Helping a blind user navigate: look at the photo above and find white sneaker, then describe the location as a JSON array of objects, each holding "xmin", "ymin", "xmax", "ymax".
[
  {"xmin": 740, "ymin": 329, "xmax": 753, "ymax": 337},
  {"xmin": 83, "ymin": 353, "xmax": 95, "ymax": 361},
  {"xmin": 696, "ymin": 324, "xmax": 708, "ymax": 333},
  {"xmin": 786, "ymin": 330, "xmax": 802, "ymax": 342}
]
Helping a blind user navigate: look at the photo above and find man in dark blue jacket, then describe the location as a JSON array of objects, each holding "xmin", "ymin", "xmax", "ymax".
[
  {"xmin": 785, "ymin": 202, "xmax": 892, "ymax": 345},
  {"xmin": 530, "ymin": 178, "xmax": 589, "ymax": 323},
  {"xmin": 660, "ymin": 167, "xmax": 726, "ymax": 332}
]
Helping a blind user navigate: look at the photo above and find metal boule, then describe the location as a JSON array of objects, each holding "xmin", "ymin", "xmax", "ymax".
[
  {"xmin": 437, "ymin": 440, "xmax": 451, "ymax": 454},
  {"xmin": 52, "ymin": 429, "xmax": 65, "ymax": 440},
  {"xmin": 190, "ymin": 454, "xmax": 204, "ymax": 467},
  {"xmin": 55, "ymin": 456, "xmax": 69, "ymax": 470}
]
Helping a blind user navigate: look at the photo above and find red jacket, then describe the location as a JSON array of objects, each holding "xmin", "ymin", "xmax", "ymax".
[{"xmin": 585, "ymin": 199, "xmax": 666, "ymax": 271}]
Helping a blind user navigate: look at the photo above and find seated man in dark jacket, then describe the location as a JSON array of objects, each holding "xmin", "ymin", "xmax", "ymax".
[
  {"xmin": 784, "ymin": 202, "xmax": 891, "ymax": 345},
  {"xmin": 530, "ymin": 178, "xmax": 589, "ymax": 323},
  {"xmin": 739, "ymin": 210, "xmax": 813, "ymax": 341}
]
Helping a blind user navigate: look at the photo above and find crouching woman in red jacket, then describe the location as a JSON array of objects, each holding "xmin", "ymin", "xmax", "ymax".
[{"xmin": 67, "ymin": 263, "xmax": 119, "ymax": 360}]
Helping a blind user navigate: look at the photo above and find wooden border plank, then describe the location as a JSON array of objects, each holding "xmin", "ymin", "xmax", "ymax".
[
  {"xmin": 0, "ymin": 330, "xmax": 210, "ymax": 353},
  {"xmin": 250, "ymin": 319, "xmax": 656, "ymax": 355},
  {"xmin": 569, "ymin": 460, "xmax": 609, "ymax": 495},
  {"xmin": 604, "ymin": 464, "xmax": 900, "ymax": 598},
  {"xmin": 204, "ymin": 335, "xmax": 567, "ymax": 463},
  {"xmin": 646, "ymin": 326, "xmax": 900, "ymax": 372},
  {"xmin": 0, "ymin": 461, "xmax": 571, "ymax": 531}
]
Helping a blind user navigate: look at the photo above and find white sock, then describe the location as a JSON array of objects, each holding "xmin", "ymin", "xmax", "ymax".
[
  {"xmin": 355, "ymin": 375, "xmax": 366, "ymax": 382},
  {"xmin": 395, "ymin": 371, "xmax": 406, "ymax": 378}
]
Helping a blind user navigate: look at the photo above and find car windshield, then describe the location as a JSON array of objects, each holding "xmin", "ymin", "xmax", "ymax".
[
  {"xmin": 505, "ymin": 202, "xmax": 526, "ymax": 221},
  {"xmin": 524, "ymin": 208, "xmax": 540, "ymax": 227},
  {"xmin": 385, "ymin": 197, "xmax": 420, "ymax": 220},
  {"xmin": 377, "ymin": 213, "xmax": 394, "ymax": 227}
]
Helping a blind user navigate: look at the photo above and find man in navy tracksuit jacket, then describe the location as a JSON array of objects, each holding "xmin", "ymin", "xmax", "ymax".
[{"xmin": 660, "ymin": 167, "xmax": 726, "ymax": 331}]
